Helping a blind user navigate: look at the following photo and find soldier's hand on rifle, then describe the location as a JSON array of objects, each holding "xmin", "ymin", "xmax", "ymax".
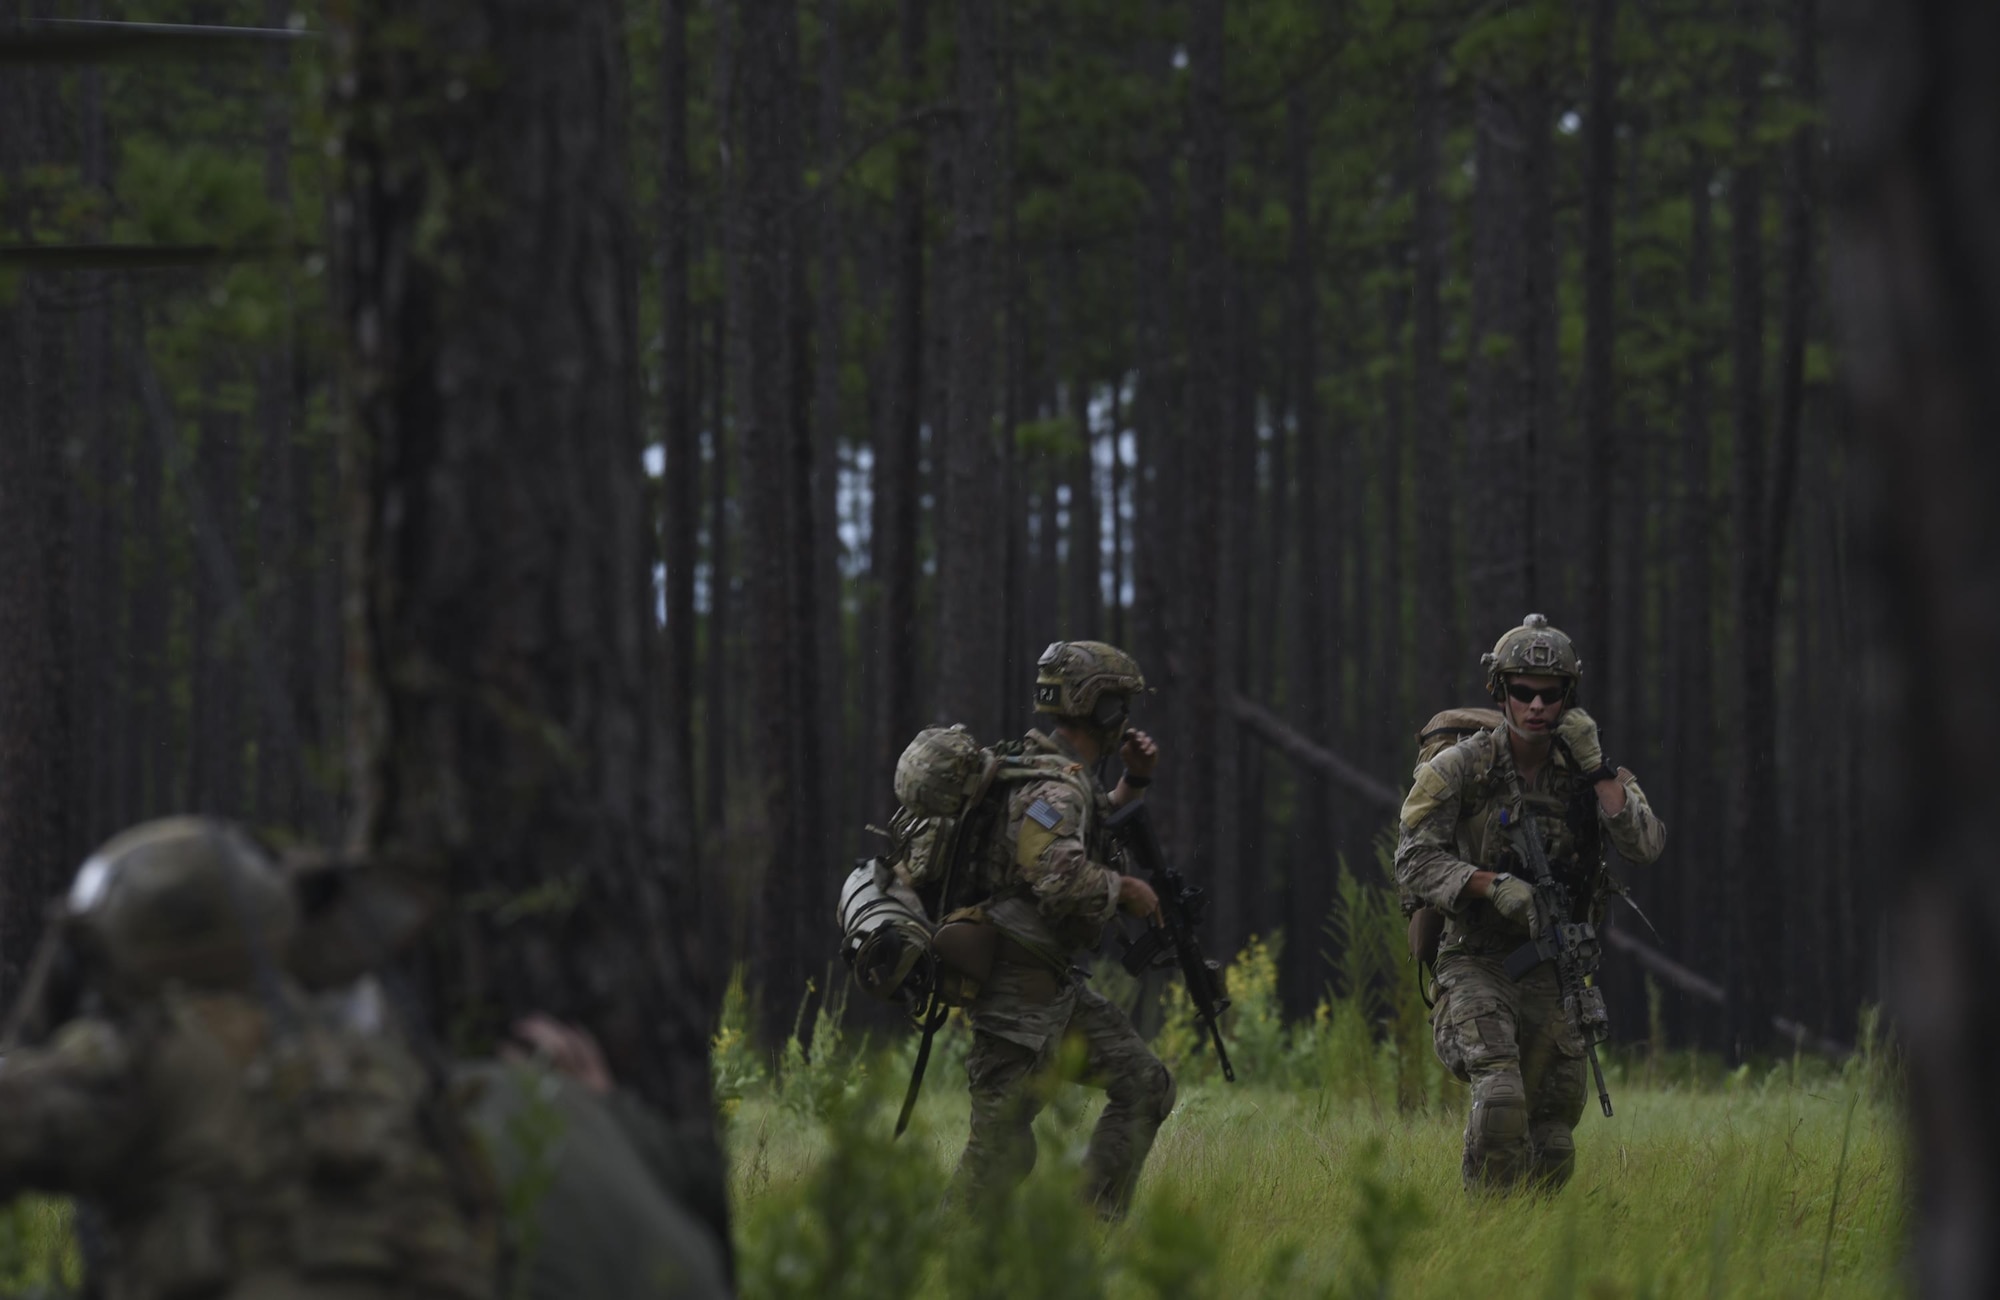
[
  {"xmin": 1487, "ymin": 873, "xmax": 1538, "ymax": 936},
  {"xmin": 1118, "ymin": 873, "xmax": 1163, "ymax": 924}
]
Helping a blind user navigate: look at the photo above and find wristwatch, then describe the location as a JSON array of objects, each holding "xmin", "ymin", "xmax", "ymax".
[{"xmin": 1587, "ymin": 763, "xmax": 1618, "ymax": 785}]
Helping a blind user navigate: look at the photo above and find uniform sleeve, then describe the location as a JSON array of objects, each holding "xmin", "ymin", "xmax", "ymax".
[
  {"xmin": 1394, "ymin": 757, "xmax": 1479, "ymax": 913},
  {"xmin": 1601, "ymin": 767, "xmax": 1666, "ymax": 864},
  {"xmin": 0, "ymin": 1017, "xmax": 145, "ymax": 1198},
  {"xmin": 1009, "ymin": 778, "xmax": 1121, "ymax": 928}
]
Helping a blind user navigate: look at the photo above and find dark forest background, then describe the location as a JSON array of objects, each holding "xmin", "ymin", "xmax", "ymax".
[{"xmin": 0, "ymin": 0, "xmax": 1871, "ymax": 1062}]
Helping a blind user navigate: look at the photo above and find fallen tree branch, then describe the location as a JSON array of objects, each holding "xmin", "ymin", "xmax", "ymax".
[
  {"xmin": 1229, "ymin": 694, "xmax": 1404, "ymax": 812},
  {"xmin": 1231, "ymin": 694, "xmax": 1852, "ymax": 1060},
  {"xmin": 1604, "ymin": 925, "xmax": 1851, "ymax": 1059}
]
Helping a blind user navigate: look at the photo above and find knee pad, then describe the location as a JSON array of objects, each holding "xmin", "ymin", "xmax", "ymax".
[
  {"xmin": 1464, "ymin": 1071, "xmax": 1529, "ymax": 1188},
  {"xmin": 1470, "ymin": 1072, "xmax": 1529, "ymax": 1147},
  {"xmin": 1530, "ymin": 1122, "xmax": 1575, "ymax": 1190}
]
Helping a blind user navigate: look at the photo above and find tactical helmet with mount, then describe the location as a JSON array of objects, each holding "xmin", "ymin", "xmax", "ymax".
[
  {"xmin": 67, "ymin": 816, "xmax": 297, "ymax": 995},
  {"xmin": 1033, "ymin": 640, "xmax": 1147, "ymax": 730},
  {"xmin": 1481, "ymin": 613, "xmax": 1583, "ymax": 702}
]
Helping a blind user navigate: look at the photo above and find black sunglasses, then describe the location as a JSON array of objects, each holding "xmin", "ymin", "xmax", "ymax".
[{"xmin": 1505, "ymin": 681, "xmax": 1570, "ymax": 707}]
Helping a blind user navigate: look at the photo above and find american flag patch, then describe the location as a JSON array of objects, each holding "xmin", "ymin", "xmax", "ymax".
[{"xmin": 1025, "ymin": 798, "xmax": 1063, "ymax": 830}]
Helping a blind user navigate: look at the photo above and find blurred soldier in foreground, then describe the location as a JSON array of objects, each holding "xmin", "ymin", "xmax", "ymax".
[
  {"xmin": 947, "ymin": 640, "xmax": 1175, "ymax": 1218},
  {"xmin": 0, "ymin": 817, "xmax": 496, "ymax": 1300},
  {"xmin": 1396, "ymin": 615, "xmax": 1666, "ymax": 1192},
  {"xmin": 462, "ymin": 1015, "xmax": 730, "ymax": 1299}
]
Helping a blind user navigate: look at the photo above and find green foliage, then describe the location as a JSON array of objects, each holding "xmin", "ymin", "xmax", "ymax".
[
  {"xmin": 777, "ymin": 979, "xmax": 867, "ymax": 1122},
  {"xmin": 711, "ymin": 967, "xmax": 768, "ymax": 1118},
  {"xmin": 1015, "ymin": 416, "xmax": 1085, "ymax": 458},
  {"xmin": 727, "ymin": 1038, "xmax": 1903, "ymax": 1300},
  {"xmin": 0, "ymin": 1199, "xmax": 79, "ymax": 1297},
  {"xmin": 737, "ymin": 1076, "xmax": 941, "ymax": 1300}
]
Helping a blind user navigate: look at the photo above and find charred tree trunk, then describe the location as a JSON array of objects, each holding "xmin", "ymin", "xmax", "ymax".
[
  {"xmin": 1724, "ymin": 0, "xmax": 1782, "ymax": 1056},
  {"xmin": 1581, "ymin": 0, "xmax": 1618, "ymax": 666},
  {"xmin": 1184, "ymin": 0, "xmax": 1230, "ymax": 888},
  {"xmin": 1468, "ymin": 78, "xmax": 1533, "ymax": 639},
  {"xmin": 1831, "ymin": 0, "xmax": 2000, "ymax": 1291},
  {"xmin": 659, "ymin": 0, "xmax": 699, "ymax": 862},
  {"xmin": 1283, "ymin": 84, "xmax": 1334, "ymax": 1014},
  {"xmin": 1673, "ymin": 142, "xmax": 1720, "ymax": 1044},
  {"xmin": 733, "ymin": 0, "xmax": 826, "ymax": 1032},
  {"xmin": 1411, "ymin": 42, "xmax": 1456, "ymax": 707},
  {"xmin": 0, "ymin": 158, "xmax": 69, "ymax": 997},
  {"xmin": 812, "ymin": 0, "xmax": 849, "ymax": 855},
  {"xmin": 333, "ymin": 0, "xmax": 727, "ymax": 1248},
  {"xmin": 934, "ymin": 0, "xmax": 1005, "ymax": 738},
  {"xmin": 872, "ymin": 0, "xmax": 928, "ymax": 802}
]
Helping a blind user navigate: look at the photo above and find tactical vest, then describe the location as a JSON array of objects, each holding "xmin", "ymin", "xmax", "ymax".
[{"xmin": 100, "ymin": 986, "xmax": 494, "ymax": 1300}]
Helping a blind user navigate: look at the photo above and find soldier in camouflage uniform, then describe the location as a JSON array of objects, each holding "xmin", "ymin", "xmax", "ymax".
[
  {"xmin": 949, "ymin": 640, "xmax": 1176, "ymax": 1218},
  {"xmin": 0, "ymin": 817, "xmax": 496, "ymax": 1300},
  {"xmin": 1396, "ymin": 615, "xmax": 1666, "ymax": 1193}
]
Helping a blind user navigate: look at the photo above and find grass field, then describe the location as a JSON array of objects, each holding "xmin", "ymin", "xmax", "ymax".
[
  {"xmin": 727, "ymin": 1058, "xmax": 1905, "ymax": 1300},
  {"xmin": 726, "ymin": 901, "xmax": 1906, "ymax": 1300}
]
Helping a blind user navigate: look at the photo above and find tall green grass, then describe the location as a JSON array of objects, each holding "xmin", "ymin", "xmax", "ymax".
[{"xmin": 736, "ymin": 863, "xmax": 1907, "ymax": 1299}]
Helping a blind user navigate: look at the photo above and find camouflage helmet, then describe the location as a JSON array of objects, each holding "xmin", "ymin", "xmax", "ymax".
[
  {"xmin": 66, "ymin": 816, "xmax": 297, "ymax": 994},
  {"xmin": 1481, "ymin": 613, "xmax": 1583, "ymax": 700},
  {"xmin": 894, "ymin": 724, "xmax": 986, "ymax": 818},
  {"xmin": 1033, "ymin": 640, "xmax": 1146, "ymax": 727}
]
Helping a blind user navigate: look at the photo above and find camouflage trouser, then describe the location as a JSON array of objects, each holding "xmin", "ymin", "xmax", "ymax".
[
  {"xmin": 949, "ymin": 960, "xmax": 1175, "ymax": 1219},
  {"xmin": 1431, "ymin": 951, "xmax": 1586, "ymax": 1193}
]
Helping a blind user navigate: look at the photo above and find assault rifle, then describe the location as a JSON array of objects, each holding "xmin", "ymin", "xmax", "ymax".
[
  {"xmin": 1500, "ymin": 806, "xmax": 1613, "ymax": 1116},
  {"xmin": 1105, "ymin": 800, "xmax": 1236, "ymax": 1082}
]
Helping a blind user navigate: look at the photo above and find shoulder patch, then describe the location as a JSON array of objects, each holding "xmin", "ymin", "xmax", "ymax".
[
  {"xmin": 1399, "ymin": 761, "xmax": 1456, "ymax": 831},
  {"xmin": 1025, "ymin": 798, "xmax": 1062, "ymax": 830}
]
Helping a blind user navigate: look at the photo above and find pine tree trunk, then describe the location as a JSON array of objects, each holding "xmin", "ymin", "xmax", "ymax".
[
  {"xmin": 1831, "ymin": 0, "xmax": 2000, "ymax": 1288},
  {"xmin": 1184, "ymin": 0, "xmax": 1230, "ymax": 888},
  {"xmin": 733, "ymin": 0, "xmax": 827, "ymax": 1032},
  {"xmin": 1724, "ymin": 0, "xmax": 1780, "ymax": 1056},
  {"xmin": 1283, "ymin": 84, "xmax": 1333, "ymax": 1014},
  {"xmin": 1674, "ymin": 141, "xmax": 1719, "ymax": 1044},
  {"xmin": 1131, "ymin": 0, "xmax": 1179, "ymax": 759},
  {"xmin": 934, "ymin": 0, "xmax": 1006, "ymax": 739},
  {"xmin": 1468, "ymin": 79, "xmax": 1532, "ymax": 638},
  {"xmin": 660, "ymin": 0, "xmax": 699, "ymax": 860},
  {"xmin": 333, "ymin": 0, "xmax": 727, "ymax": 1246},
  {"xmin": 74, "ymin": 48, "xmax": 114, "ymax": 846},
  {"xmin": 812, "ymin": 0, "xmax": 849, "ymax": 854},
  {"xmin": 1582, "ymin": 0, "xmax": 1618, "ymax": 667},
  {"xmin": 872, "ymin": 0, "xmax": 928, "ymax": 803},
  {"xmin": 1411, "ymin": 43, "xmax": 1456, "ymax": 707}
]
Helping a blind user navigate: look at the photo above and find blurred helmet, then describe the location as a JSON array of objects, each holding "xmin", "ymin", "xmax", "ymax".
[
  {"xmin": 1032, "ymin": 640, "xmax": 1146, "ymax": 730},
  {"xmin": 1481, "ymin": 613, "xmax": 1583, "ymax": 701},
  {"xmin": 67, "ymin": 817, "xmax": 297, "ymax": 994}
]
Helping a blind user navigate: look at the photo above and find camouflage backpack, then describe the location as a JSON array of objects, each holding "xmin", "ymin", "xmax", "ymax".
[
  {"xmin": 838, "ymin": 725, "xmax": 1092, "ymax": 1007},
  {"xmin": 1416, "ymin": 706, "xmax": 1503, "ymax": 767},
  {"xmin": 1403, "ymin": 708, "xmax": 1503, "ymax": 994}
]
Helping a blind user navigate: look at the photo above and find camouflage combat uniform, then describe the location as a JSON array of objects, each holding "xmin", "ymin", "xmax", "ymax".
[
  {"xmin": 0, "ymin": 817, "xmax": 496, "ymax": 1300},
  {"xmin": 1396, "ymin": 726, "xmax": 1665, "ymax": 1191},
  {"xmin": 949, "ymin": 728, "xmax": 1175, "ymax": 1217},
  {"xmin": 0, "ymin": 986, "xmax": 494, "ymax": 1300}
]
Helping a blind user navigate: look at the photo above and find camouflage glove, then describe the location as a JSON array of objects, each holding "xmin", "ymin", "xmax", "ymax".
[
  {"xmin": 1555, "ymin": 707, "xmax": 1604, "ymax": 774},
  {"xmin": 1488, "ymin": 873, "xmax": 1537, "ymax": 934}
]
